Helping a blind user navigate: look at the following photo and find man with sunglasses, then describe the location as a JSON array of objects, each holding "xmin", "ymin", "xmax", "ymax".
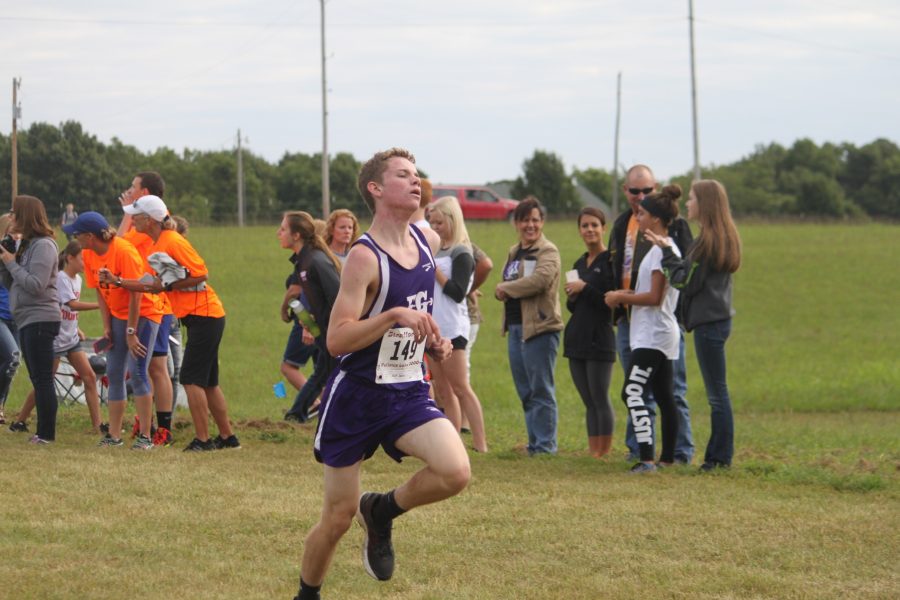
[{"xmin": 609, "ymin": 164, "xmax": 694, "ymax": 464}]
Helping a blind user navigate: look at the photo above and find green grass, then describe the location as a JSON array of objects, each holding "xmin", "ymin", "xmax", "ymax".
[{"xmin": 0, "ymin": 222, "xmax": 897, "ymax": 599}]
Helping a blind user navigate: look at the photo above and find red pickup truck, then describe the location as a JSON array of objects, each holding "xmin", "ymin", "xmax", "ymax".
[{"xmin": 431, "ymin": 185, "xmax": 520, "ymax": 221}]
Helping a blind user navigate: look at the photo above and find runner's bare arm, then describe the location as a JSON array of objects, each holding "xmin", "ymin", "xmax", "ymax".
[{"xmin": 327, "ymin": 244, "xmax": 441, "ymax": 356}]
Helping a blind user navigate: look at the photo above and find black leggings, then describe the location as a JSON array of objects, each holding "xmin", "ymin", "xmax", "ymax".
[
  {"xmin": 621, "ymin": 348, "xmax": 678, "ymax": 463},
  {"xmin": 568, "ymin": 358, "xmax": 614, "ymax": 436}
]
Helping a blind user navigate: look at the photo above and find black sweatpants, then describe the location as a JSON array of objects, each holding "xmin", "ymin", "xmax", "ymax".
[{"xmin": 621, "ymin": 348, "xmax": 678, "ymax": 463}]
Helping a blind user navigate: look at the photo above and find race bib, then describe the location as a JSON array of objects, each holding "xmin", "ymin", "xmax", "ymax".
[{"xmin": 375, "ymin": 327, "xmax": 426, "ymax": 384}]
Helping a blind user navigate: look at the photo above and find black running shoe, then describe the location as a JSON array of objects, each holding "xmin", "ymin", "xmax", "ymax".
[
  {"xmin": 183, "ymin": 437, "xmax": 216, "ymax": 452},
  {"xmin": 213, "ymin": 434, "xmax": 241, "ymax": 449},
  {"xmin": 356, "ymin": 492, "xmax": 395, "ymax": 581},
  {"xmin": 8, "ymin": 420, "xmax": 28, "ymax": 433}
]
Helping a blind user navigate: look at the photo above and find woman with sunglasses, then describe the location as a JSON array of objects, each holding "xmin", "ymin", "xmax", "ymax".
[
  {"xmin": 0, "ymin": 196, "xmax": 61, "ymax": 444},
  {"xmin": 645, "ymin": 180, "xmax": 741, "ymax": 472}
]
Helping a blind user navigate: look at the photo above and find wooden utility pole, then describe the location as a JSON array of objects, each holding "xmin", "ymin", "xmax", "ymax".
[
  {"xmin": 320, "ymin": 0, "xmax": 330, "ymax": 218},
  {"xmin": 688, "ymin": 0, "xmax": 701, "ymax": 181},
  {"xmin": 612, "ymin": 71, "xmax": 622, "ymax": 217},
  {"xmin": 11, "ymin": 77, "xmax": 21, "ymax": 205}
]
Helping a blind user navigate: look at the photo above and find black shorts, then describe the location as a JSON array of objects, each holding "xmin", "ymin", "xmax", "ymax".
[
  {"xmin": 180, "ymin": 315, "xmax": 225, "ymax": 388},
  {"xmin": 450, "ymin": 335, "xmax": 468, "ymax": 351}
]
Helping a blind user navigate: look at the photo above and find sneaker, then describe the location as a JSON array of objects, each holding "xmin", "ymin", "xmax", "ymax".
[
  {"xmin": 356, "ymin": 492, "xmax": 395, "ymax": 581},
  {"xmin": 28, "ymin": 435, "xmax": 51, "ymax": 445},
  {"xmin": 99, "ymin": 422, "xmax": 110, "ymax": 435},
  {"xmin": 183, "ymin": 437, "xmax": 216, "ymax": 452},
  {"xmin": 131, "ymin": 434, "xmax": 153, "ymax": 451},
  {"xmin": 213, "ymin": 434, "xmax": 241, "ymax": 450},
  {"xmin": 152, "ymin": 427, "xmax": 173, "ymax": 447},
  {"xmin": 9, "ymin": 420, "xmax": 28, "ymax": 433},
  {"xmin": 98, "ymin": 434, "xmax": 124, "ymax": 447},
  {"xmin": 629, "ymin": 462, "xmax": 658, "ymax": 474}
]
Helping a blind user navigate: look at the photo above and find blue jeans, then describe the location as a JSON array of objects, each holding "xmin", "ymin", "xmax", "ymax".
[
  {"xmin": 617, "ymin": 318, "xmax": 694, "ymax": 462},
  {"xmin": 20, "ymin": 321, "xmax": 60, "ymax": 440},
  {"xmin": 693, "ymin": 319, "xmax": 733, "ymax": 466},
  {"xmin": 0, "ymin": 318, "xmax": 20, "ymax": 408},
  {"xmin": 507, "ymin": 325, "xmax": 559, "ymax": 455}
]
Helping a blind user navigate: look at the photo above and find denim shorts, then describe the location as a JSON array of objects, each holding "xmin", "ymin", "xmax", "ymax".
[
  {"xmin": 152, "ymin": 313, "xmax": 175, "ymax": 357},
  {"xmin": 283, "ymin": 320, "xmax": 318, "ymax": 367}
]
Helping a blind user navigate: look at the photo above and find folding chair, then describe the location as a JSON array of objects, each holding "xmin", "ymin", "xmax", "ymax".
[{"xmin": 54, "ymin": 344, "xmax": 109, "ymax": 407}]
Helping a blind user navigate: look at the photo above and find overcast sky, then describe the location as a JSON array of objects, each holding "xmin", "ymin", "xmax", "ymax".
[{"xmin": 2, "ymin": 0, "xmax": 899, "ymax": 187}]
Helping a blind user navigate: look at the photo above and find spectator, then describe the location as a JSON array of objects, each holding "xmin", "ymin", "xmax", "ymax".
[
  {"xmin": 563, "ymin": 207, "xmax": 617, "ymax": 458},
  {"xmin": 61, "ymin": 203, "xmax": 78, "ymax": 241},
  {"xmin": 0, "ymin": 196, "xmax": 62, "ymax": 444},
  {"xmin": 428, "ymin": 195, "xmax": 488, "ymax": 452},
  {"xmin": 325, "ymin": 208, "xmax": 360, "ymax": 264},
  {"xmin": 605, "ymin": 185, "xmax": 684, "ymax": 473},
  {"xmin": 609, "ymin": 164, "xmax": 694, "ymax": 463},
  {"xmin": 494, "ymin": 196, "xmax": 563, "ymax": 456},
  {"xmin": 13, "ymin": 241, "xmax": 103, "ymax": 433},
  {"xmin": 280, "ymin": 211, "xmax": 341, "ymax": 423},
  {"xmin": 68, "ymin": 211, "xmax": 163, "ymax": 450},
  {"xmin": 0, "ymin": 213, "xmax": 19, "ymax": 427},
  {"xmin": 648, "ymin": 179, "xmax": 742, "ymax": 472},
  {"xmin": 113, "ymin": 196, "xmax": 239, "ymax": 451}
]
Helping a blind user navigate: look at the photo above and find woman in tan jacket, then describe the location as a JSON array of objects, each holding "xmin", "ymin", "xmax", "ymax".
[{"xmin": 495, "ymin": 197, "xmax": 563, "ymax": 455}]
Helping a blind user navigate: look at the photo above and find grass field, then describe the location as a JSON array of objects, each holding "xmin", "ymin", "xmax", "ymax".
[{"xmin": 1, "ymin": 221, "xmax": 897, "ymax": 599}]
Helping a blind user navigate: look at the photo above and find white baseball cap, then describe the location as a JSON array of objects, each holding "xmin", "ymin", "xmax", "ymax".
[{"xmin": 123, "ymin": 195, "xmax": 169, "ymax": 222}]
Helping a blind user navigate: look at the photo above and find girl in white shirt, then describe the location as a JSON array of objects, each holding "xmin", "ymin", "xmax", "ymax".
[{"xmin": 605, "ymin": 185, "xmax": 682, "ymax": 473}]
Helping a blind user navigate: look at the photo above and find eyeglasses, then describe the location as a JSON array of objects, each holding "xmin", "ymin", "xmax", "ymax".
[{"xmin": 627, "ymin": 187, "xmax": 654, "ymax": 196}]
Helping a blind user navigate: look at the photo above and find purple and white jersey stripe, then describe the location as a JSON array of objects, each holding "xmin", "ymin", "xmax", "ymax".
[{"xmin": 338, "ymin": 224, "xmax": 436, "ymax": 390}]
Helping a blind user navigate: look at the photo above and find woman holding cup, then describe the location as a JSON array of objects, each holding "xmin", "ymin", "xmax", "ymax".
[{"xmin": 563, "ymin": 207, "xmax": 617, "ymax": 458}]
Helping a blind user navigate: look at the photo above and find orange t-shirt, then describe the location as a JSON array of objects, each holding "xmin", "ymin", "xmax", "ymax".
[
  {"xmin": 148, "ymin": 230, "xmax": 225, "ymax": 319},
  {"xmin": 123, "ymin": 228, "xmax": 173, "ymax": 315},
  {"xmin": 83, "ymin": 236, "xmax": 165, "ymax": 323}
]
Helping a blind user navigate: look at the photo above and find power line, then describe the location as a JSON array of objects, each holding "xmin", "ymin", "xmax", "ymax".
[{"xmin": 696, "ymin": 17, "xmax": 900, "ymax": 63}]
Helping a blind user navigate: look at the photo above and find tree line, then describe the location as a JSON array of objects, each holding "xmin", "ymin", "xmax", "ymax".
[{"xmin": 1, "ymin": 120, "xmax": 897, "ymax": 222}]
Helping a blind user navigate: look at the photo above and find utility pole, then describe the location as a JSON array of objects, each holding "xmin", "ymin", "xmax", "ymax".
[
  {"xmin": 236, "ymin": 128, "xmax": 245, "ymax": 227},
  {"xmin": 688, "ymin": 0, "xmax": 701, "ymax": 181},
  {"xmin": 11, "ymin": 77, "xmax": 21, "ymax": 205},
  {"xmin": 320, "ymin": 0, "xmax": 330, "ymax": 218},
  {"xmin": 612, "ymin": 71, "xmax": 622, "ymax": 217}
]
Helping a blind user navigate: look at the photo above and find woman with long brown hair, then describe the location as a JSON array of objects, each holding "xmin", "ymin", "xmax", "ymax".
[
  {"xmin": 646, "ymin": 179, "xmax": 741, "ymax": 471},
  {"xmin": 280, "ymin": 211, "xmax": 342, "ymax": 423},
  {"xmin": 0, "ymin": 196, "xmax": 61, "ymax": 444},
  {"xmin": 563, "ymin": 207, "xmax": 617, "ymax": 458}
]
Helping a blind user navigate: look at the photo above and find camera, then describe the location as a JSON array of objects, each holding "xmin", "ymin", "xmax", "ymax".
[{"xmin": 0, "ymin": 235, "xmax": 16, "ymax": 254}]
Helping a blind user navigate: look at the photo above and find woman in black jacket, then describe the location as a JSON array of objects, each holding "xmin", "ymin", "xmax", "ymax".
[
  {"xmin": 646, "ymin": 179, "xmax": 741, "ymax": 471},
  {"xmin": 563, "ymin": 207, "xmax": 616, "ymax": 458}
]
